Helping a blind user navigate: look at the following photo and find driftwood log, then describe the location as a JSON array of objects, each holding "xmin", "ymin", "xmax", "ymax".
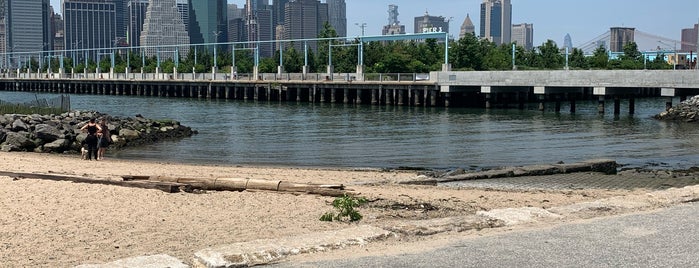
[
  {"xmin": 123, "ymin": 175, "xmax": 348, "ymax": 197},
  {"xmin": 0, "ymin": 171, "xmax": 190, "ymax": 193},
  {"xmin": 0, "ymin": 171, "xmax": 347, "ymax": 196}
]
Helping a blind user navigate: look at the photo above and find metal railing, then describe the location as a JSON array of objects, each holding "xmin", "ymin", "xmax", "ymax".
[{"xmin": 0, "ymin": 70, "xmax": 431, "ymax": 83}]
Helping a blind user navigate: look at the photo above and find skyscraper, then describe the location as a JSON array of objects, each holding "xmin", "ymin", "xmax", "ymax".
[
  {"xmin": 140, "ymin": 0, "xmax": 189, "ymax": 59},
  {"xmin": 272, "ymin": 0, "xmax": 288, "ymax": 28},
  {"xmin": 609, "ymin": 27, "xmax": 634, "ymax": 53},
  {"xmin": 511, "ymin": 23, "xmax": 533, "ymax": 50},
  {"xmin": 414, "ymin": 11, "xmax": 448, "ymax": 34},
  {"xmin": 188, "ymin": 0, "xmax": 227, "ymax": 45},
  {"xmin": 326, "ymin": 0, "xmax": 346, "ymax": 37},
  {"xmin": 459, "ymin": 13, "xmax": 475, "ymax": 39},
  {"xmin": 64, "ymin": 0, "xmax": 117, "ymax": 58},
  {"xmin": 112, "ymin": 0, "xmax": 128, "ymax": 45},
  {"xmin": 128, "ymin": 0, "xmax": 148, "ymax": 47},
  {"xmin": 382, "ymin": 4, "xmax": 405, "ymax": 35},
  {"xmin": 563, "ymin": 33, "xmax": 573, "ymax": 51},
  {"xmin": 480, "ymin": 0, "xmax": 511, "ymax": 45},
  {"xmin": 244, "ymin": 0, "xmax": 273, "ymax": 57},
  {"xmin": 1, "ymin": 0, "xmax": 52, "ymax": 67},
  {"xmin": 283, "ymin": 0, "xmax": 328, "ymax": 51}
]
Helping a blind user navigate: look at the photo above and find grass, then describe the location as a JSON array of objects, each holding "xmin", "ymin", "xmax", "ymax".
[
  {"xmin": 320, "ymin": 194, "xmax": 368, "ymax": 223},
  {"xmin": 0, "ymin": 104, "xmax": 66, "ymax": 115}
]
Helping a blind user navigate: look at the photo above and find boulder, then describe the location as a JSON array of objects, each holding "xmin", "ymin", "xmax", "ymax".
[
  {"xmin": 12, "ymin": 119, "xmax": 29, "ymax": 131},
  {"xmin": 2, "ymin": 132, "xmax": 35, "ymax": 150},
  {"xmin": 119, "ymin": 129, "xmax": 141, "ymax": 140},
  {"xmin": 34, "ymin": 124, "xmax": 62, "ymax": 142},
  {"xmin": 43, "ymin": 138, "xmax": 71, "ymax": 153},
  {"xmin": 0, "ymin": 129, "xmax": 6, "ymax": 144}
]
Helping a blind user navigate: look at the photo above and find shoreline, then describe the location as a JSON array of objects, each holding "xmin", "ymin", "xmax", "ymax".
[{"xmin": 1, "ymin": 151, "xmax": 697, "ymax": 267}]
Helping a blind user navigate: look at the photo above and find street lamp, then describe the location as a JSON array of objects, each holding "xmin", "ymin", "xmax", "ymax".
[
  {"xmin": 355, "ymin": 22, "xmax": 367, "ymax": 36},
  {"xmin": 212, "ymin": 31, "xmax": 221, "ymax": 72}
]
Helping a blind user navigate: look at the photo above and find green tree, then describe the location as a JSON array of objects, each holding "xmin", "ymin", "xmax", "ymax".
[
  {"xmin": 537, "ymin": 40, "xmax": 564, "ymax": 69},
  {"xmin": 589, "ymin": 45, "xmax": 609, "ymax": 69},
  {"xmin": 450, "ymin": 33, "xmax": 483, "ymax": 70},
  {"xmin": 569, "ymin": 48, "xmax": 589, "ymax": 69},
  {"xmin": 316, "ymin": 22, "xmax": 338, "ymax": 72}
]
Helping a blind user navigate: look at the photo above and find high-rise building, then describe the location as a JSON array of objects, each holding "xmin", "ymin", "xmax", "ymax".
[
  {"xmin": 244, "ymin": 0, "xmax": 273, "ymax": 57},
  {"xmin": 382, "ymin": 4, "xmax": 405, "ymax": 35},
  {"xmin": 0, "ymin": 0, "xmax": 52, "ymax": 68},
  {"xmin": 480, "ymin": 0, "xmax": 511, "ymax": 45},
  {"xmin": 177, "ymin": 0, "xmax": 189, "ymax": 30},
  {"xmin": 414, "ymin": 11, "xmax": 448, "ymax": 34},
  {"xmin": 563, "ymin": 33, "xmax": 572, "ymax": 51},
  {"xmin": 112, "ymin": 0, "xmax": 128, "ymax": 45},
  {"xmin": 609, "ymin": 27, "xmax": 634, "ymax": 52},
  {"xmin": 326, "ymin": 0, "xmax": 346, "ymax": 37},
  {"xmin": 459, "ymin": 13, "xmax": 475, "ymax": 39},
  {"xmin": 273, "ymin": 0, "xmax": 288, "ymax": 27},
  {"xmin": 511, "ymin": 23, "xmax": 533, "ymax": 50},
  {"xmin": 681, "ymin": 24, "xmax": 698, "ymax": 53},
  {"xmin": 64, "ymin": 0, "xmax": 116, "ymax": 58},
  {"xmin": 188, "ymin": 0, "xmax": 227, "ymax": 45},
  {"xmin": 283, "ymin": 0, "xmax": 328, "ymax": 51},
  {"xmin": 140, "ymin": 0, "xmax": 189, "ymax": 59},
  {"xmin": 128, "ymin": 0, "xmax": 148, "ymax": 47},
  {"xmin": 52, "ymin": 9, "xmax": 64, "ymax": 52},
  {"xmin": 227, "ymin": 4, "xmax": 245, "ymax": 43}
]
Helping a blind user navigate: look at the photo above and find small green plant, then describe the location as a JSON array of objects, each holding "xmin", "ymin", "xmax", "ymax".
[{"xmin": 320, "ymin": 194, "xmax": 367, "ymax": 222}]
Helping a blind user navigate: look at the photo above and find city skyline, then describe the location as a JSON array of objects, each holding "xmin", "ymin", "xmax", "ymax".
[{"xmin": 48, "ymin": 0, "xmax": 699, "ymax": 50}]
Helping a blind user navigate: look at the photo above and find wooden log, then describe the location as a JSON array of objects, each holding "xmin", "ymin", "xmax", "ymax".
[
  {"xmin": 123, "ymin": 174, "xmax": 347, "ymax": 196},
  {"xmin": 246, "ymin": 179, "xmax": 282, "ymax": 191},
  {"xmin": 1, "ymin": 171, "xmax": 188, "ymax": 193},
  {"xmin": 213, "ymin": 178, "xmax": 248, "ymax": 191}
]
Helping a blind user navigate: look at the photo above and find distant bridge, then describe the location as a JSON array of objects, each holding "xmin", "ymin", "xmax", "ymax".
[{"xmin": 577, "ymin": 28, "xmax": 695, "ymax": 55}]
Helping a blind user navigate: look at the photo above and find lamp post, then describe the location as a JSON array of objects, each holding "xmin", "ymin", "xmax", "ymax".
[
  {"xmin": 212, "ymin": 31, "xmax": 221, "ymax": 74},
  {"xmin": 355, "ymin": 22, "xmax": 367, "ymax": 36}
]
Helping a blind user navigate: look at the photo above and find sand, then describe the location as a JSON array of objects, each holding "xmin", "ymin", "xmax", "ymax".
[{"xmin": 0, "ymin": 152, "xmax": 647, "ymax": 267}]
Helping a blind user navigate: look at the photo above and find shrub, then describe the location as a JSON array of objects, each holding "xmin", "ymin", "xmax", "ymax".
[{"xmin": 320, "ymin": 194, "xmax": 367, "ymax": 222}]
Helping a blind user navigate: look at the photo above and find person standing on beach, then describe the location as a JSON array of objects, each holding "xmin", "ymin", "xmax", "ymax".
[
  {"xmin": 97, "ymin": 118, "xmax": 111, "ymax": 160},
  {"xmin": 80, "ymin": 118, "xmax": 102, "ymax": 160}
]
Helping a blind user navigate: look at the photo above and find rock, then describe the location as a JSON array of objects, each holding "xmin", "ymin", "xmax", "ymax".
[
  {"xmin": 119, "ymin": 129, "xmax": 141, "ymax": 140},
  {"xmin": 1, "ymin": 144, "xmax": 17, "ymax": 152},
  {"xmin": 2, "ymin": 132, "xmax": 35, "ymax": 150},
  {"xmin": 43, "ymin": 139, "xmax": 71, "ymax": 153},
  {"xmin": 11, "ymin": 119, "xmax": 29, "ymax": 131},
  {"xmin": 34, "ymin": 124, "xmax": 62, "ymax": 142},
  {"xmin": 0, "ymin": 111, "xmax": 195, "ymax": 154}
]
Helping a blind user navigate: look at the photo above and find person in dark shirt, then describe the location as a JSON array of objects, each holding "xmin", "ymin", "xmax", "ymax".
[{"xmin": 80, "ymin": 118, "xmax": 102, "ymax": 160}]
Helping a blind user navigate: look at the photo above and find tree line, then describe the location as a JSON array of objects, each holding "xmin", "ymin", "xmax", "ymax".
[{"xmin": 24, "ymin": 23, "xmax": 673, "ymax": 74}]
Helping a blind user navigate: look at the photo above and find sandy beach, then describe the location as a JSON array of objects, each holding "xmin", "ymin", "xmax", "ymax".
[{"xmin": 0, "ymin": 152, "xmax": 657, "ymax": 267}]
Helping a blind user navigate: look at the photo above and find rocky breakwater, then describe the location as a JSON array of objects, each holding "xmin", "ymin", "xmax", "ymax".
[
  {"xmin": 0, "ymin": 111, "xmax": 196, "ymax": 153},
  {"xmin": 655, "ymin": 95, "xmax": 699, "ymax": 122}
]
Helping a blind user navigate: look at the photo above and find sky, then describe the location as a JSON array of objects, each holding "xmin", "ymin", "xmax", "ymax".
[{"xmin": 51, "ymin": 0, "xmax": 699, "ymax": 51}]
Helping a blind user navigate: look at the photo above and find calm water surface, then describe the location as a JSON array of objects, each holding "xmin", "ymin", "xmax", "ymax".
[{"xmin": 2, "ymin": 91, "xmax": 698, "ymax": 170}]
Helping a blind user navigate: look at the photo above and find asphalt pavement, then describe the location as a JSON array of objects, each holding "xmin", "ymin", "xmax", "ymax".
[{"xmin": 274, "ymin": 202, "xmax": 699, "ymax": 268}]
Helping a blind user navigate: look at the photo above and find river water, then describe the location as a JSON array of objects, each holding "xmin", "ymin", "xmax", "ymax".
[{"xmin": 1, "ymin": 91, "xmax": 698, "ymax": 170}]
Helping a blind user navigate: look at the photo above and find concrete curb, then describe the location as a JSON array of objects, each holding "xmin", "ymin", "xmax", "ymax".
[
  {"xmin": 74, "ymin": 254, "xmax": 189, "ymax": 268},
  {"xmin": 192, "ymin": 225, "xmax": 392, "ymax": 268},
  {"xmin": 481, "ymin": 185, "xmax": 699, "ymax": 226}
]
